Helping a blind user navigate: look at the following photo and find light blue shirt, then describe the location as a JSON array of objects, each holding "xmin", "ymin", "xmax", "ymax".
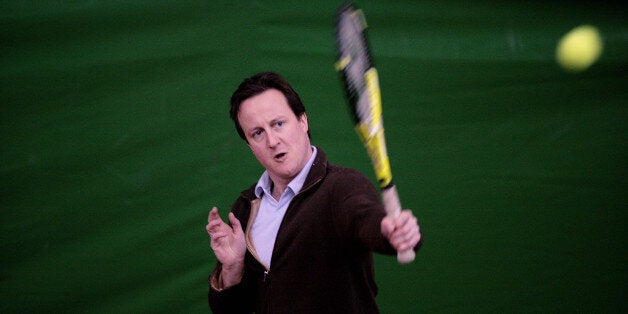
[{"xmin": 250, "ymin": 146, "xmax": 317, "ymax": 268}]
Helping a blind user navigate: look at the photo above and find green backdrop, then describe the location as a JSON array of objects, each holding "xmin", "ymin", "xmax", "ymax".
[{"xmin": 2, "ymin": 1, "xmax": 626, "ymax": 312}]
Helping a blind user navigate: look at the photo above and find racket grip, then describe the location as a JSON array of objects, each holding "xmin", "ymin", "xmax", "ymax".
[{"xmin": 381, "ymin": 185, "xmax": 416, "ymax": 264}]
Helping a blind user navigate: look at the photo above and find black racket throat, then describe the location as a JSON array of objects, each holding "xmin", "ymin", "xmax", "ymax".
[{"xmin": 382, "ymin": 181, "xmax": 395, "ymax": 191}]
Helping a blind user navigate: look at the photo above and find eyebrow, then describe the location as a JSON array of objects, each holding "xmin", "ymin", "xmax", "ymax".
[
  {"xmin": 245, "ymin": 115, "xmax": 288, "ymax": 133},
  {"xmin": 270, "ymin": 115, "xmax": 287, "ymax": 125}
]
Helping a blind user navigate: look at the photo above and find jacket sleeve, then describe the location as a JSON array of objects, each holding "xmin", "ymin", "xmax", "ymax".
[
  {"xmin": 330, "ymin": 167, "xmax": 398, "ymax": 255},
  {"xmin": 208, "ymin": 194, "xmax": 256, "ymax": 313},
  {"xmin": 208, "ymin": 263, "xmax": 253, "ymax": 313}
]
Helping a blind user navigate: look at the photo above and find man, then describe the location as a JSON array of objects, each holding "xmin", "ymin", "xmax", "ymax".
[{"xmin": 206, "ymin": 72, "xmax": 422, "ymax": 313}]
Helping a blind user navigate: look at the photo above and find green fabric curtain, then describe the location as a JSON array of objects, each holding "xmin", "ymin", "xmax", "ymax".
[{"xmin": 2, "ymin": 1, "xmax": 626, "ymax": 312}]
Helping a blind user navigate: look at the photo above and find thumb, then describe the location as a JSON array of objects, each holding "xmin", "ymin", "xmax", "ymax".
[
  {"xmin": 228, "ymin": 213, "xmax": 243, "ymax": 234},
  {"xmin": 380, "ymin": 216, "xmax": 395, "ymax": 239}
]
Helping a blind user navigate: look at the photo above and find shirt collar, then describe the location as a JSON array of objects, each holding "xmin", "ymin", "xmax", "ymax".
[{"xmin": 255, "ymin": 146, "xmax": 318, "ymax": 198}]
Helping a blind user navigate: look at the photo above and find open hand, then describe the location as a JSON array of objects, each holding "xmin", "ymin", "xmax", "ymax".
[{"xmin": 206, "ymin": 207, "xmax": 246, "ymax": 286}]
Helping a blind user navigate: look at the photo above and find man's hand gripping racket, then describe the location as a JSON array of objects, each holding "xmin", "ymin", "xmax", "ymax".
[{"xmin": 335, "ymin": 3, "xmax": 416, "ymax": 264}]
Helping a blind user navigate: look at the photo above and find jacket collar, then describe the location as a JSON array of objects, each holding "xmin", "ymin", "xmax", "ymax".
[{"xmin": 300, "ymin": 146, "xmax": 327, "ymax": 194}]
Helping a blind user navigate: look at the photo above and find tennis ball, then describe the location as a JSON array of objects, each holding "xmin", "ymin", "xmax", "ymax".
[{"xmin": 556, "ymin": 25, "xmax": 603, "ymax": 72}]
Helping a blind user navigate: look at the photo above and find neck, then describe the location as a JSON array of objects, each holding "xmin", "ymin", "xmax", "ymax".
[{"xmin": 270, "ymin": 181, "xmax": 286, "ymax": 200}]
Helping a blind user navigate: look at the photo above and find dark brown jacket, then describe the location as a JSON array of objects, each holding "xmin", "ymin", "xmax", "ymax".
[{"xmin": 208, "ymin": 148, "xmax": 417, "ymax": 313}]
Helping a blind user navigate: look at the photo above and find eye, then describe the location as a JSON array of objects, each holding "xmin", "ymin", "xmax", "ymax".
[
  {"xmin": 252, "ymin": 129, "xmax": 263, "ymax": 138},
  {"xmin": 275, "ymin": 121, "xmax": 284, "ymax": 127}
]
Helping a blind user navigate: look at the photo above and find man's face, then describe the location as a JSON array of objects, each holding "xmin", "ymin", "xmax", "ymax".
[{"xmin": 237, "ymin": 89, "xmax": 312, "ymax": 186}]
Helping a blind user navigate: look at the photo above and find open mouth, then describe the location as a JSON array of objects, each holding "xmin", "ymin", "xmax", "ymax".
[{"xmin": 274, "ymin": 152, "xmax": 286, "ymax": 160}]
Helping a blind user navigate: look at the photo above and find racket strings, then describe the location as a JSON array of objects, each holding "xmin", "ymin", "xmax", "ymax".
[{"xmin": 336, "ymin": 9, "xmax": 379, "ymax": 135}]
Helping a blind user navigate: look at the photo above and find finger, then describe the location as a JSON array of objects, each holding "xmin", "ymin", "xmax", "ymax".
[
  {"xmin": 206, "ymin": 221, "xmax": 223, "ymax": 234},
  {"xmin": 399, "ymin": 219, "xmax": 419, "ymax": 241},
  {"xmin": 228, "ymin": 213, "xmax": 242, "ymax": 234},
  {"xmin": 393, "ymin": 212, "xmax": 417, "ymax": 237},
  {"xmin": 208, "ymin": 207, "xmax": 219, "ymax": 223},
  {"xmin": 208, "ymin": 219, "xmax": 224, "ymax": 230},
  {"xmin": 398, "ymin": 231, "xmax": 421, "ymax": 251},
  {"xmin": 400, "ymin": 216, "xmax": 418, "ymax": 235},
  {"xmin": 210, "ymin": 231, "xmax": 229, "ymax": 240},
  {"xmin": 380, "ymin": 216, "xmax": 395, "ymax": 238},
  {"xmin": 207, "ymin": 217, "xmax": 226, "ymax": 234},
  {"xmin": 395, "ymin": 226, "xmax": 421, "ymax": 251},
  {"xmin": 389, "ymin": 221, "xmax": 418, "ymax": 248},
  {"xmin": 394, "ymin": 210, "xmax": 413, "ymax": 228}
]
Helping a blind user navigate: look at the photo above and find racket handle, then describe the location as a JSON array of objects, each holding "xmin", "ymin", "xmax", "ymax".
[{"xmin": 381, "ymin": 185, "xmax": 416, "ymax": 264}]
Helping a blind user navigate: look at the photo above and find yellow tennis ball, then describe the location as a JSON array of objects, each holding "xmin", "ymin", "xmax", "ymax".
[{"xmin": 556, "ymin": 25, "xmax": 603, "ymax": 72}]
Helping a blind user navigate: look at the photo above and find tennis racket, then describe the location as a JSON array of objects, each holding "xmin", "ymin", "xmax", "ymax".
[{"xmin": 334, "ymin": 2, "xmax": 415, "ymax": 264}]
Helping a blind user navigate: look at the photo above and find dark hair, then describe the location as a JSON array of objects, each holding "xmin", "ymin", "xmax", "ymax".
[{"xmin": 230, "ymin": 72, "xmax": 308, "ymax": 141}]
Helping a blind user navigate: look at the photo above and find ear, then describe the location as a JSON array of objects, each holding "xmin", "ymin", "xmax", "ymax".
[{"xmin": 299, "ymin": 113, "xmax": 309, "ymax": 132}]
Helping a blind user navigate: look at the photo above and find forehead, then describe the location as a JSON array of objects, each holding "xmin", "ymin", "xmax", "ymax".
[{"xmin": 238, "ymin": 89, "xmax": 293, "ymax": 118}]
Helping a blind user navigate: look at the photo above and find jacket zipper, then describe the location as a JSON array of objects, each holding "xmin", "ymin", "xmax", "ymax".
[
  {"xmin": 243, "ymin": 171, "xmax": 323, "ymax": 313},
  {"xmin": 264, "ymin": 270, "xmax": 271, "ymax": 313}
]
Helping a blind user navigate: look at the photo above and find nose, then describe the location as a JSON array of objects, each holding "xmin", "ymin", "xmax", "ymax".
[{"xmin": 266, "ymin": 130, "xmax": 280, "ymax": 147}]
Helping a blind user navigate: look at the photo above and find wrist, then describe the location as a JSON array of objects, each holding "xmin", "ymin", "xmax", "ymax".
[{"xmin": 220, "ymin": 261, "xmax": 244, "ymax": 288}]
